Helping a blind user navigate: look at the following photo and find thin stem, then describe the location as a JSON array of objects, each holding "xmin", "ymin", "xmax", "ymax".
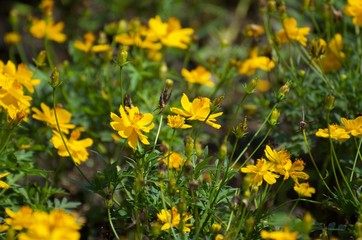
[
  {"xmin": 153, "ymin": 115, "xmax": 163, "ymax": 150},
  {"xmin": 107, "ymin": 206, "xmax": 119, "ymax": 239},
  {"xmin": 45, "ymin": 39, "xmax": 54, "ymax": 69},
  {"xmin": 233, "ymin": 104, "xmax": 278, "ymax": 165},
  {"xmin": 52, "ymin": 90, "xmax": 92, "ymax": 186},
  {"xmin": 302, "ymin": 130, "xmax": 334, "ymax": 196},
  {"xmin": 350, "ymin": 138, "xmax": 362, "ymax": 181}
]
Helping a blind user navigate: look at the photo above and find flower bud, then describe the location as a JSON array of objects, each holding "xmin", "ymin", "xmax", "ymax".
[
  {"xmin": 244, "ymin": 78, "xmax": 258, "ymax": 94},
  {"xmin": 50, "ymin": 67, "xmax": 62, "ymax": 89},
  {"xmin": 233, "ymin": 117, "xmax": 248, "ymax": 139},
  {"xmin": 267, "ymin": 0, "xmax": 276, "ymax": 13},
  {"xmin": 34, "ymin": 50, "xmax": 47, "ymax": 67},
  {"xmin": 118, "ymin": 48, "xmax": 128, "ymax": 66},
  {"xmin": 269, "ymin": 109, "xmax": 280, "ymax": 126},
  {"xmin": 325, "ymin": 94, "xmax": 335, "ymax": 111},
  {"xmin": 184, "ymin": 136, "xmax": 194, "ymax": 158},
  {"xmin": 212, "ymin": 96, "xmax": 224, "ymax": 111},
  {"xmin": 165, "ymin": 78, "xmax": 173, "ymax": 88},
  {"xmin": 309, "ymin": 38, "xmax": 327, "ymax": 60},
  {"xmin": 211, "ymin": 223, "xmax": 222, "ymax": 233},
  {"xmin": 277, "ymin": 82, "xmax": 290, "ymax": 101}
]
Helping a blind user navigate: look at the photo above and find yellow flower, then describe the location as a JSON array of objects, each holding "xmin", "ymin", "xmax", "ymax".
[
  {"xmin": 215, "ymin": 234, "xmax": 224, "ymax": 240},
  {"xmin": 238, "ymin": 48, "xmax": 275, "ymax": 76},
  {"xmin": 261, "ymin": 227, "xmax": 298, "ymax": 240},
  {"xmin": 32, "ymin": 103, "xmax": 76, "ymax": 134},
  {"xmin": 182, "ymin": 66, "xmax": 214, "ymax": 87},
  {"xmin": 294, "ymin": 182, "xmax": 316, "ymax": 197},
  {"xmin": 264, "ymin": 145, "xmax": 290, "ymax": 166},
  {"xmin": 344, "ymin": 0, "xmax": 362, "ymax": 27},
  {"xmin": 316, "ymin": 124, "xmax": 350, "ymax": 142},
  {"xmin": 170, "ymin": 93, "xmax": 223, "ymax": 129},
  {"xmin": 240, "ymin": 158, "xmax": 280, "ymax": 187},
  {"xmin": 74, "ymin": 32, "xmax": 111, "ymax": 53},
  {"xmin": 167, "ymin": 115, "xmax": 192, "ymax": 129},
  {"xmin": 74, "ymin": 32, "xmax": 95, "ymax": 52},
  {"xmin": 276, "ymin": 17, "xmax": 310, "ymax": 46},
  {"xmin": 51, "ymin": 129, "xmax": 93, "ymax": 165},
  {"xmin": 148, "ymin": 16, "xmax": 194, "ymax": 49},
  {"xmin": 289, "ymin": 159, "xmax": 309, "ymax": 183},
  {"xmin": 0, "ymin": 61, "xmax": 33, "ymax": 114},
  {"xmin": 1, "ymin": 60, "xmax": 40, "ymax": 93},
  {"xmin": 340, "ymin": 116, "xmax": 362, "ymax": 137},
  {"xmin": 157, "ymin": 206, "xmax": 193, "ymax": 233},
  {"xmin": 4, "ymin": 32, "xmax": 21, "ymax": 45},
  {"xmin": 18, "ymin": 209, "xmax": 81, "ymax": 240},
  {"xmin": 30, "ymin": 18, "xmax": 67, "ymax": 43},
  {"xmin": 0, "ymin": 172, "xmax": 10, "ymax": 189},
  {"xmin": 110, "ymin": 105, "xmax": 155, "ymax": 149},
  {"xmin": 320, "ymin": 34, "xmax": 345, "ymax": 73},
  {"xmin": 245, "ymin": 24, "xmax": 265, "ymax": 38},
  {"xmin": 4, "ymin": 206, "xmax": 34, "ymax": 230},
  {"xmin": 3, "ymin": 207, "xmax": 81, "ymax": 240},
  {"xmin": 161, "ymin": 152, "xmax": 185, "ymax": 170}
]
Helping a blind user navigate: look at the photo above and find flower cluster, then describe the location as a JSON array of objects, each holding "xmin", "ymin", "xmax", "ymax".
[
  {"xmin": 0, "ymin": 60, "xmax": 39, "ymax": 121},
  {"xmin": 241, "ymin": 145, "xmax": 314, "ymax": 197},
  {"xmin": 32, "ymin": 103, "xmax": 93, "ymax": 164},
  {"xmin": 0, "ymin": 206, "xmax": 81, "ymax": 240},
  {"xmin": 170, "ymin": 93, "xmax": 223, "ymax": 129},
  {"xmin": 157, "ymin": 206, "xmax": 193, "ymax": 233},
  {"xmin": 316, "ymin": 116, "xmax": 362, "ymax": 142}
]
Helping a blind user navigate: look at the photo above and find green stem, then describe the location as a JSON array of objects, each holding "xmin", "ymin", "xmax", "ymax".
[
  {"xmin": 52, "ymin": 90, "xmax": 92, "ymax": 186},
  {"xmin": 350, "ymin": 138, "xmax": 362, "ymax": 181},
  {"xmin": 153, "ymin": 115, "xmax": 163, "ymax": 150},
  {"xmin": 302, "ymin": 130, "xmax": 334, "ymax": 196},
  {"xmin": 107, "ymin": 206, "xmax": 119, "ymax": 239},
  {"xmin": 45, "ymin": 38, "xmax": 54, "ymax": 69},
  {"xmin": 233, "ymin": 104, "xmax": 278, "ymax": 165}
]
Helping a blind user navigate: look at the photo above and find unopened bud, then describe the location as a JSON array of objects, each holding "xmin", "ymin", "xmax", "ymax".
[
  {"xmin": 211, "ymin": 223, "xmax": 222, "ymax": 233},
  {"xmin": 184, "ymin": 136, "xmax": 194, "ymax": 158},
  {"xmin": 50, "ymin": 67, "xmax": 61, "ymax": 89},
  {"xmin": 165, "ymin": 78, "xmax": 173, "ymax": 88},
  {"xmin": 277, "ymin": 82, "xmax": 290, "ymax": 101},
  {"xmin": 269, "ymin": 109, "xmax": 280, "ymax": 126},
  {"xmin": 34, "ymin": 50, "xmax": 47, "ymax": 67},
  {"xmin": 212, "ymin": 96, "xmax": 224, "ymax": 111},
  {"xmin": 245, "ymin": 78, "xmax": 258, "ymax": 94},
  {"xmin": 118, "ymin": 48, "xmax": 128, "ymax": 66},
  {"xmin": 325, "ymin": 94, "xmax": 335, "ymax": 111},
  {"xmin": 233, "ymin": 117, "xmax": 248, "ymax": 139},
  {"xmin": 267, "ymin": 0, "xmax": 276, "ymax": 13},
  {"xmin": 309, "ymin": 38, "xmax": 327, "ymax": 60}
]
